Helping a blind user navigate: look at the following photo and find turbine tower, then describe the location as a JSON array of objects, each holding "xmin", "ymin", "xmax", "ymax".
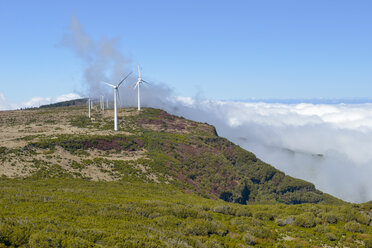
[
  {"xmin": 134, "ymin": 65, "xmax": 150, "ymax": 111},
  {"xmin": 100, "ymin": 95, "xmax": 104, "ymax": 112},
  {"xmin": 103, "ymin": 72, "xmax": 132, "ymax": 131},
  {"xmin": 88, "ymin": 98, "xmax": 91, "ymax": 118}
]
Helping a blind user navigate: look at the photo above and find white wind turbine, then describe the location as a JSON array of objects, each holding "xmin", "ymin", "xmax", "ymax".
[
  {"xmin": 103, "ymin": 72, "xmax": 132, "ymax": 131},
  {"xmin": 134, "ymin": 65, "xmax": 150, "ymax": 111},
  {"xmin": 88, "ymin": 98, "xmax": 91, "ymax": 118}
]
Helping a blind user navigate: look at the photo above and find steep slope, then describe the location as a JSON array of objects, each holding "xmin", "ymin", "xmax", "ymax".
[{"xmin": 0, "ymin": 105, "xmax": 340, "ymax": 205}]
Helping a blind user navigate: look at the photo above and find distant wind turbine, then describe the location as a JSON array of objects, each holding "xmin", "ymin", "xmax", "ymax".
[
  {"xmin": 100, "ymin": 95, "xmax": 104, "ymax": 112},
  {"xmin": 103, "ymin": 72, "xmax": 132, "ymax": 131},
  {"xmin": 134, "ymin": 65, "xmax": 150, "ymax": 111},
  {"xmin": 88, "ymin": 98, "xmax": 91, "ymax": 118}
]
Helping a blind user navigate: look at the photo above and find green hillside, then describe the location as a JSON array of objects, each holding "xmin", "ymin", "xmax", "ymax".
[
  {"xmin": 1, "ymin": 106, "xmax": 338, "ymax": 205},
  {"xmin": 0, "ymin": 105, "xmax": 371, "ymax": 247}
]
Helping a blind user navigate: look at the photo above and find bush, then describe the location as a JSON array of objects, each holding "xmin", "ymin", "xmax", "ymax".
[
  {"xmin": 344, "ymin": 222, "xmax": 363, "ymax": 233},
  {"xmin": 249, "ymin": 226, "xmax": 273, "ymax": 239},
  {"xmin": 185, "ymin": 220, "xmax": 227, "ymax": 236},
  {"xmin": 28, "ymin": 232, "xmax": 62, "ymax": 248},
  {"xmin": 325, "ymin": 232, "xmax": 338, "ymax": 241},
  {"xmin": 254, "ymin": 211, "xmax": 274, "ymax": 221},
  {"xmin": 235, "ymin": 207, "xmax": 252, "ymax": 217},
  {"xmin": 212, "ymin": 205, "xmax": 235, "ymax": 215},
  {"xmin": 323, "ymin": 213, "xmax": 338, "ymax": 224},
  {"xmin": 355, "ymin": 212, "xmax": 370, "ymax": 226},
  {"xmin": 243, "ymin": 233, "xmax": 256, "ymax": 245},
  {"xmin": 61, "ymin": 237, "xmax": 95, "ymax": 247},
  {"xmin": 276, "ymin": 217, "xmax": 294, "ymax": 226},
  {"xmin": 365, "ymin": 239, "xmax": 372, "ymax": 248},
  {"xmin": 294, "ymin": 213, "xmax": 316, "ymax": 228}
]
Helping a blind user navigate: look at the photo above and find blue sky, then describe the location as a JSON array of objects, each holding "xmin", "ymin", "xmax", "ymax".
[{"xmin": 1, "ymin": 0, "xmax": 372, "ymax": 103}]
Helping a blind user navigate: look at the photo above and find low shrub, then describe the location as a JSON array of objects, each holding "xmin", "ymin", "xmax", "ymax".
[
  {"xmin": 323, "ymin": 213, "xmax": 338, "ymax": 224},
  {"xmin": 243, "ymin": 233, "xmax": 256, "ymax": 245},
  {"xmin": 185, "ymin": 220, "xmax": 227, "ymax": 236},
  {"xmin": 325, "ymin": 232, "xmax": 338, "ymax": 241},
  {"xmin": 355, "ymin": 212, "xmax": 371, "ymax": 226},
  {"xmin": 365, "ymin": 239, "xmax": 372, "ymax": 248},
  {"xmin": 276, "ymin": 216, "xmax": 294, "ymax": 226},
  {"xmin": 294, "ymin": 213, "xmax": 316, "ymax": 228},
  {"xmin": 344, "ymin": 222, "xmax": 363, "ymax": 233},
  {"xmin": 212, "ymin": 205, "xmax": 235, "ymax": 215},
  {"xmin": 254, "ymin": 211, "xmax": 274, "ymax": 221}
]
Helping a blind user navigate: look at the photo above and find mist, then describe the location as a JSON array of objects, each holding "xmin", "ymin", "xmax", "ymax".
[{"xmin": 61, "ymin": 17, "xmax": 372, "ymax": 203}]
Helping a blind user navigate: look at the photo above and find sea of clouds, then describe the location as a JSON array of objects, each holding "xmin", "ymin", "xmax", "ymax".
[{"xmin": 158, "ymin": 98, "xmax": 372, "ymax": 203}]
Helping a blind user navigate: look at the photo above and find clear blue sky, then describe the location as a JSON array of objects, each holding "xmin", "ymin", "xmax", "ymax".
[{"xmin": 1, "ymin": 0, "xmax": 372, "ymax": 102}]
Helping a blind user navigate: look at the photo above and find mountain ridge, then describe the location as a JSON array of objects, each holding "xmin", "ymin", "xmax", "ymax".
[{"xmin": 0, "ymin": 105, "xmax": 342, "ymax": 205}]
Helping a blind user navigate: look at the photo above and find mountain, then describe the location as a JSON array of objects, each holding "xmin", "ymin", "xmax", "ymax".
[
  {"xmin": 39, "ymin": 98, "xmax": 88, "ymax": 108},
  {"xmin": 0, "ymin": 105, "xmax": 371, "ymax": 247},
  {"xmin": 1, "ymin": 105, "xmax": 338, "ymax": 205}
]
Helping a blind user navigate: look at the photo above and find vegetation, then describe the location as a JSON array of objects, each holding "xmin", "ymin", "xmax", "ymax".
[
  {"xmin": 22, "ymin": 107, "xmax": 342, "ymax": 205},
  {"xmin": 0, "ymin": 178, "xmax": 370, "ymax": 247},
  {"xmin": 39, "ymin": 98, "xmax": 87, "ymax": 109},
  {"xmin": 0, "ymin": 105, "xmax": 371, "ymax": 247}
]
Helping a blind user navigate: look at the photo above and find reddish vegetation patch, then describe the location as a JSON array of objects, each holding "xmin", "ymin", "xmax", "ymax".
[
  {"xmin": 177, "ymin": 144, "xmax": 202, "ymax": 157},
  {"xmin": 168, "ymin": 121, "xmax": 186, "ymax": 131},
  {"xmin": 186, "ymin": 178, "xmax": 195, "ymax": 185},
  {"xmin": 88, "ymin": 139, "xmax": 122, "ymax": 150},
  {"xmin": 184, "ymin": 189, "xmax": 192, "ymax": 194},
  {"xmin": 222, "ymin": 146, "xmax": 237, "ymax": 162},
  {"xmin": 178, "ymin": 174, "xmax": 186, "ymax": 182},
  {"xmin": 138, "ymin": 110, "xmax": 191, "ymax": 132},
  {"xmin": 72, "ymin": 137, "xmax": 143, "ymax": 151}
]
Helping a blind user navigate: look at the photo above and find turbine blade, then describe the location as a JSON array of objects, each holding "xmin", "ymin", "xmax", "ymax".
[
  {"xmin": 103, "ymin": 82, "xmax": 116, "ymax": 88},
  {"xmin": 142, "ymin": 80, "xmax": 151, "ymax": 86},
  {"xmin": 117, "ymin": 71, "xmax": 133, "ymax": 88}
]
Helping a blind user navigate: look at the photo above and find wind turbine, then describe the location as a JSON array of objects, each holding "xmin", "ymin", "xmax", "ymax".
[
  {"xmin": 103, "ymin": 72, "xmax": 132, "ymax": 131},
  {"xmin": 134, "ymin": 65, "xmax": 150, "ymax": 111}
]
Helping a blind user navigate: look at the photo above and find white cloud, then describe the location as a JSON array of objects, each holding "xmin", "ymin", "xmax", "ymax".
[
  {"xmin": 55, "ymin": 93, "xmax": 81, "ymax": 103},
  {"xmin": 0, "ymin": 92, "xmax": 81, "ymax": 110}
]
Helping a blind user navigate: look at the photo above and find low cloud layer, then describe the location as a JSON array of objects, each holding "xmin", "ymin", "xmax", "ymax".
[{"xmin": 160, "ymin": 100, "xmax": 372, "ymax": 203}]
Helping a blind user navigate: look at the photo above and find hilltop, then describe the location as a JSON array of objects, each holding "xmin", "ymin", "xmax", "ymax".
[{"xmin": 0, "ymin": 105, "xmax": 371, "ymax": 247}]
